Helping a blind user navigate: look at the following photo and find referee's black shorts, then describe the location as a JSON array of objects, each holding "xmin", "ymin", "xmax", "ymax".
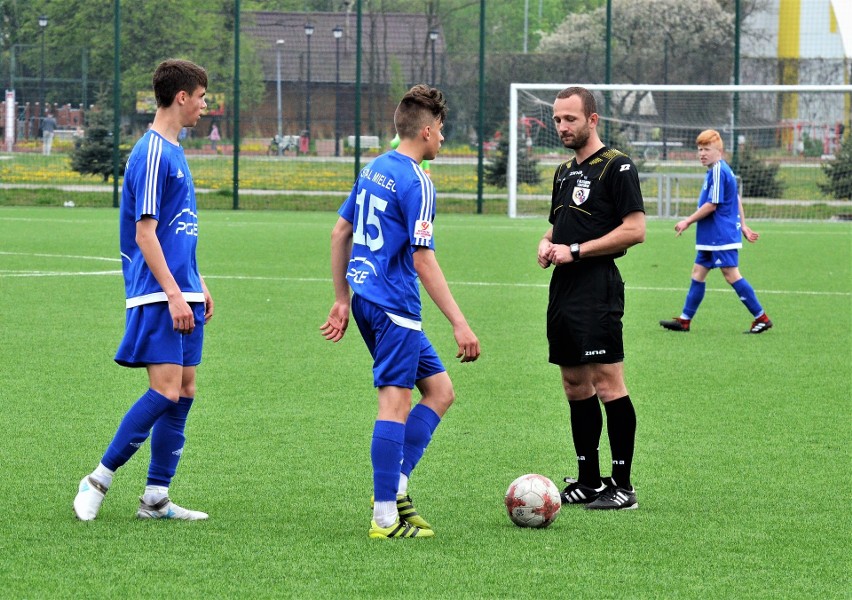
[{"xmin": 547, "ymin": 259, "xmax": 625, "ymax": 367}]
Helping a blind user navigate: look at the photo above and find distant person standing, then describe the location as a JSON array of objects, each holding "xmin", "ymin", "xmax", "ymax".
[
  {"xmin": 659, "ymin": 129, "xmax": 772, "ymax": 334},
  {"xmin": 42, "ymin": 112, "xmax": 57, "ymax": 155},
  {"xmin": 73, "ymin": 125, "xmax": 85, "ymax": 149},
  {"xmin": 73, "ymin": 59, "xmax": 214, "ymax": 521},
  {"xmin": 208, "ymin": 123, "xmax": 220, "ymax": 152}
]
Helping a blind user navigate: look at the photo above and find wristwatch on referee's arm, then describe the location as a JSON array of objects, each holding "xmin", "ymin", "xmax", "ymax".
[{"xmin": 570, "ymin": 243, "xmax": 581, "ymax": 262}]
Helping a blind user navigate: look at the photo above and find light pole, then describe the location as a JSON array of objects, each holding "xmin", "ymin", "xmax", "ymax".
[
  {"xmin": 662, "ymin": 35, "xmax": 670, "ymax": 161},
  {"xmin": 39, "ymin": 15, "xmax": 48, "ymax": 118},
  {"xmin": 333, "ymin": 26, "xmax": 343, "ymax": 157},
  {"xmin": 429, "ymin": 30, "xmax": 438, "ymax": 86},
  {"xmin": 304, "ymin": 23, "xmax": 314, "ymax": 149},
  {"xmin": 276, "ymin": 39, "xmax": 284, "ymax": 156}
]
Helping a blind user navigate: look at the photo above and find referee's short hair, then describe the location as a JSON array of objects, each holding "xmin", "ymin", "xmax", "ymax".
[{"xmin": 555, "ymin": 86, "xmax": 597, "ymax": 118}]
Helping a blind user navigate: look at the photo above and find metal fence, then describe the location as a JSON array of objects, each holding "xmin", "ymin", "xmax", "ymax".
[{"xmin": 1, "ymin": 1, "xmax": 849, "ymax": 216}]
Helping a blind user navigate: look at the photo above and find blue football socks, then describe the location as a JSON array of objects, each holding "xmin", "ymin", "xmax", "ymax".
[
  {"xmin": 401, "ymin": 403, "xmax": 441, "ymax": 479},
  {"xmin": 682, "ymin": 279, "xmax": 706, "ymax": 319},
  {"xmin": 147, "ymin": 396, "xmax": 194, "ymax": 487},
  {"xmin": 732, "ymin": 278, "xmax": 764, "ymax": 317},
  {"xmin": 101, "ymin": 389, "xmax": 175, "ymax": 472},
  {"xmin": 371, "ymin": 420, "xmax": 405, "ymax": 503}
]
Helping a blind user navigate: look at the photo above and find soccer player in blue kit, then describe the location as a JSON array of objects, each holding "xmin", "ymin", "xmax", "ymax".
[
  {"xmin": 659, "ymin": 129, "xmax": 772, "ymax": 334},
  {"xmin": 320, "ymin": 85, "xmax": 480, "ymax": 539},
  {"xmin": 73, "ymin": 59, "xmax": 214, "ymax": 521}
]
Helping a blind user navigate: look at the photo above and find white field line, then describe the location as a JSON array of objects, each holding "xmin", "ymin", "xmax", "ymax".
[
  {"xmin": 0, "ymin": 270, "xmax": 122, "ymax": 277},
  {"xmin": 0, "ymin": 252, "xmax": 848, "ymax": 297},
  {"xmin": 3, "ymin": 215, "xmax": 850, "ymax": 236},
  {"xmin": 0, "ymin": 251, "xmax": 121, "ymax": 262}
]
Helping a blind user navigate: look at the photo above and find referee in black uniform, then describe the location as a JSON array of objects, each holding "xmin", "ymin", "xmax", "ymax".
[{"xmin": 537, "ymin": 86, "xmax": 646, "ymax": 510}]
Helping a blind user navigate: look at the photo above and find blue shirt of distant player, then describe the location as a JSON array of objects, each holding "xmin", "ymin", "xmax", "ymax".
[
  {"xmin": 338, "ymin": 150, "xmax": 435, "ymax": 323},
  {"xmin": 119, "ymin": 130, "xmax": 203, "ymax": 308},
  {"xmin": 695, "ymin": 158, "xmax": 742, "ymax": 251}
]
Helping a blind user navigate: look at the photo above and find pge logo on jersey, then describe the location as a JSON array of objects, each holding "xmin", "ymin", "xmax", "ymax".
[{"xmin": 168, "ymin": 208, "xmax": 199, "ymax": 236}]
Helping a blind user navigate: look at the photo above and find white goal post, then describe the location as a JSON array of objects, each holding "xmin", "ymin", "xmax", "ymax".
[{"xmin": 508, "ymin": 83, "xmax": 852, "ymax": 219}]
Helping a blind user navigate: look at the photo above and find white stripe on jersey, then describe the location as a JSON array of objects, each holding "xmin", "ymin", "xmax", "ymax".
[
  {"xmin": 125, "ymin": 290, "xmax": 205, "ymax": 308},
  {"xmin": 710, "ymin": 162, "xmax": 722, "ymax": 204},
  {"xmin": 412, "ymin": 162, "xmax": 434, "ymax": 246},
  {"xmin": 385, "ymin": 311, "xmax": 422, "ymax": 331},
  {"xmin": 144, "ymin": 134, "xmax": 163, "ymax": 216},
  {"xmin": 696, "ymin": 242, "xmax": 743, "ymax": 251}
]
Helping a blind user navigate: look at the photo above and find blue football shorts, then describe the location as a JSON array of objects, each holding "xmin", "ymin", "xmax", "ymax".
[
  {"xmin": 695, "ymin": 249, "xmax": 739, "ymax": 269},
  {"xmin": 351, "ymin": 294, "xmax": 445, "ymax": 389},
  {"xmin": 115, "ymin": 301, "xmax": 206, "ymax": 368}
]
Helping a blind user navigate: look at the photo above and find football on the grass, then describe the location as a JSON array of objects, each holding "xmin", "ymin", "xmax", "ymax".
[{"xmin": 504, "ymin": 474, "xmax": 561, "ymax": 528}]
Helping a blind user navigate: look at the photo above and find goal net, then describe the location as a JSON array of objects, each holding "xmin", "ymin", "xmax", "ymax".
[{"xmin": 508, "ymin": 84, "xmax": 852, "ymax": 219}]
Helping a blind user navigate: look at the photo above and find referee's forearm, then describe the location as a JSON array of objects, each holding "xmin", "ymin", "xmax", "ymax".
[{"xmin": 579, "ymin": 213, "xmax": 645, "ymax": 257}]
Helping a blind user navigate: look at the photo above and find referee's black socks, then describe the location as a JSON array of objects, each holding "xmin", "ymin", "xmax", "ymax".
[
  {"xmin": 604, "ymin": 395, "xmax": 636, "ymax": 489},
  {"xmin": 568, "ymin": 394, "xmax": 603, "ymax": 486}
]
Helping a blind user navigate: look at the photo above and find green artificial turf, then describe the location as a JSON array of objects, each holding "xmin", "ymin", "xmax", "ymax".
[{"xmin": 0, "ymin": 207, "xmax": 848, "ymax": 599}]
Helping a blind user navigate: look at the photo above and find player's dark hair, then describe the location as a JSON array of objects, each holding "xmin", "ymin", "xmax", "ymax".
[
  {"xmin": 555, "ymin": 86, "xmax": 597, "ymax": 118},
  {"xmin": 394, "ymin": 84, "xmax": 447, "ymax": 139},
  {"xmin": 153, "ymin": 59, "xmax": 208, "ymax": 108}
]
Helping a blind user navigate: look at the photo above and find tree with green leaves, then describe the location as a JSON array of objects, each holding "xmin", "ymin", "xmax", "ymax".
[
  {"xmin": 484, "ymin": 134, "xmax": 541, "ymax": 188},
  {"xmin": 538, "ymin": 0, "xmax": 739, "ymax": 85},
  {"xmin": 818, "ymin": 134, "xmax": 852, "ymax": 200},
  {"xmin": 1, "ymin": 0, "xmax": 264, "ymax": 114},
  {"xmin": 70, "ymin": 97, "xmax": 127, "ymax": 182},
  {"xmin": 736, "ymin": 143, "xmax": 784, "ymax": 199}
]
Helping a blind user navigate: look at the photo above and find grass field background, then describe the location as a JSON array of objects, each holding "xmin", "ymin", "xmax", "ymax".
[{"xmin": 0, "ymin": 206, "xmax": 849, "ymax": 598}]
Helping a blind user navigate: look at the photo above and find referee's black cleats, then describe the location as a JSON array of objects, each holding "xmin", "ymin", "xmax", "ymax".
[
  {"xmin": 745, "ymin": 315, "xmax": 773, "ymax": 334},
  {"xmin": 585, "ymin": 484, "xmax": 638, "ymax": 510},
  {"xmin": 659, "ymin": 317, "xmax": 690, "ymax": 332},
  {"xmin": 560, "ymin": 477, "xmax": 608, "ymax": 505}
]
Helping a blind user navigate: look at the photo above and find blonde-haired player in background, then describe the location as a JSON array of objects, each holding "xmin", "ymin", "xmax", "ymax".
[{"xmin": 660, "ymin": 129, "xmax": 772, "ymax": 334}]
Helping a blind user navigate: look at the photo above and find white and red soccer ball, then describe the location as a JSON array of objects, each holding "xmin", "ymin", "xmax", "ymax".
[{"xmin": 504, "ymin": 474, "xmax": 561, "ymax": 528}]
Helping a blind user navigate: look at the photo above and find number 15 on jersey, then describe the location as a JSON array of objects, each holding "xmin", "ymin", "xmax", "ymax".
[{"xmin": 353, "ymin": 189, "xmax": 387, "ymax": 251}]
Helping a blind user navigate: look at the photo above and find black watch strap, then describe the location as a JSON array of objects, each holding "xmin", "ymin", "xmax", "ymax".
[{"xmin": 570, "ymin": 243, "xmax": 581, "ymax": 262}]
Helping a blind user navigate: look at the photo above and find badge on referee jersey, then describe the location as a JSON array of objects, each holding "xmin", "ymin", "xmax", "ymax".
[{"xmin": 572, "ymin": 179, "xmax": 591, "ymax": 206}]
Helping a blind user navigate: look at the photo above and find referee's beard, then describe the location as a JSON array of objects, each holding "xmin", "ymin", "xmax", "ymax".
[{"xmin": 561, "ymin": 126, "xmax": 591, "ymax": 151}]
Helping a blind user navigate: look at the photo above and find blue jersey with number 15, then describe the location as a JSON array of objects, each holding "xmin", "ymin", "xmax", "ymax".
[{"xmin": 338, "ymin": 150, "xmax": 435, "ymax": 322}]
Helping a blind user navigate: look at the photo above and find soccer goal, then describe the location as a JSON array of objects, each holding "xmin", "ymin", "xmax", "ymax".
[{"xmin": 508, "ymin": 83, "xmax": 852, "ymax": 219}]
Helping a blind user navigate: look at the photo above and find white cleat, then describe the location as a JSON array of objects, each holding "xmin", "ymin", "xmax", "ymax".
[
  {"xmin": 136, "ymin": 497, "xmax": 208, "ymax": 520},
  {"xmin": 73, "ymin": 476, "xmax": 108, "ymax": 521}
]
